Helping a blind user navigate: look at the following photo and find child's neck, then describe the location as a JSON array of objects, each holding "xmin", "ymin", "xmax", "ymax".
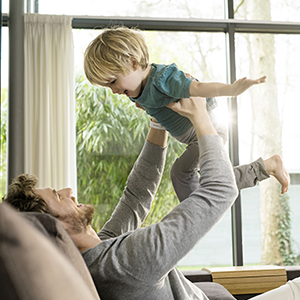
[{"xmin": 141, "ymin": 65, "xmax": 152, "ymax": 93}]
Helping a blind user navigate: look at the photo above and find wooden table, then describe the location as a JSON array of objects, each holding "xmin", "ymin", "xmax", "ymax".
[{"xmin": 202, "ymin": 265, "xmax": 287, "ymax": 295}]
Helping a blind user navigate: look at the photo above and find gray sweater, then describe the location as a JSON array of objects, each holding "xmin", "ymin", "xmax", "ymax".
[{"xmin": 82, "ymin": 135, "xmax": 239, "ymax": 300}]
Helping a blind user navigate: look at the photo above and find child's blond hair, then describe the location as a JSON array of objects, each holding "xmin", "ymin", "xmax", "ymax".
[{"xmin": 84, "ymin": 26, "xmax": 150, "ymax": 86}]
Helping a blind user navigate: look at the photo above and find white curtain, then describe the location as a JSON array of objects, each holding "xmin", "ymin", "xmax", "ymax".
[{"xmin": 24, "ymin": 14, "xmax": 77, "ymax": 194}]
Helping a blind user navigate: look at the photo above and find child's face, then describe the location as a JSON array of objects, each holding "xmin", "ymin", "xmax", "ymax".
[{"xmin": 103, "ymin": 64, "xmax": 145, "ymax": 98}]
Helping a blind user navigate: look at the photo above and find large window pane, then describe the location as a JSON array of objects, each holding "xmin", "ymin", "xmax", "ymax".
[
  {"xmin": 74, "ymin": 29, "xmax": 230, "ymax": 268},
  {"xmin": 234, "ymin": 0, "xmax": 300, "ymax": 22},
  {"xmin": 2, "ymin": 0, "xmax": 8, "ymax": 13},
  {"xmin": 236, "ymin": 32, "xmax": 300, "ymax": 266},
  {"xmin": 0, "ymin": 27, "xmax": 8, "ymax": 196},
  {"xmin": 178, "ymin": 209, "xmax": 232, "ymax": 268},
  {"xmin": 39, "ymin": 0, "xmax": 224, "ymax": 19}
]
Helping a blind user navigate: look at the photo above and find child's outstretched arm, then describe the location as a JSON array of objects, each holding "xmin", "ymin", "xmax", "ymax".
[{"xmin": 189, "ymin": 76, "xmax": 266, "ymax": 98}]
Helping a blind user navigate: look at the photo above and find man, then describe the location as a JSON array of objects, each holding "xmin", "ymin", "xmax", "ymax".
[{"xmin": 3, "ymin": 97, "xmax": 293, "ymax": 300}]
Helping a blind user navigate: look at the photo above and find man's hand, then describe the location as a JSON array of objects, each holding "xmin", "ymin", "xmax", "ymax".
[
  {"xmin": 167, "ymin": 97, "xmax": 217, "ymax": 138},
  {"xmin": 166, "ymin": 97, "xmax": 206, "ymax": 121},
  {"xmin": 135, "ymin": 102, "xmax": 145, "ymax": 111},
  {"xmin": 231, "ymin": 76, "xmax": 266, "ymax": 96}
]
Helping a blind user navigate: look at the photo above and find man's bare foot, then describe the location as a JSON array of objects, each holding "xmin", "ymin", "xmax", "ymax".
[{"xmin": 263, "ymin": 155, "xmax": 290, "ymax": 194}]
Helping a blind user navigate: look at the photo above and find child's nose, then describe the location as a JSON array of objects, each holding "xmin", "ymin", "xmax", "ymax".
[{"xmin": 111, "ymin": 87, "xmax": 118, "ymax": 94}]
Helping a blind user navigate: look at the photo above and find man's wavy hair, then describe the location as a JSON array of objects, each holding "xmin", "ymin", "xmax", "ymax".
[{"xmin": 2, "ymin": 174, "xmax": 50, "ymax": 214}]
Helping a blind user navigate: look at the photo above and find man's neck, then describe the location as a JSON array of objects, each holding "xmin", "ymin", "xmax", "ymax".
[{"xmin": 70, "ymin": 225, "xmax": 101, "ymax": 253}]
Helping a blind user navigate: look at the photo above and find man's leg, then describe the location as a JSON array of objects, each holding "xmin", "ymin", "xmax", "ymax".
[{"xmin": 250, "ymin": 277, "xmax": 300, "ymax": 300}]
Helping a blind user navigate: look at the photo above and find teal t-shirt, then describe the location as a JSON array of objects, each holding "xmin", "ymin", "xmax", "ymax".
[{"xmin": 129, "ymin": 63, "xmax": 217, "ymax": 137}]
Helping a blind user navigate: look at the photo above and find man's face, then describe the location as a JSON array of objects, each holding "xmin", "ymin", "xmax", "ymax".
[{"xmin": 35, "ymin": 187, "xmax": 94, "ymax": 234}]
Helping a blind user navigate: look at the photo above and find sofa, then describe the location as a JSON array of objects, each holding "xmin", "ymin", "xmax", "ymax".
[{"xmin": 0, "ymin": 202, "xmax": 237, "ymax": 300}]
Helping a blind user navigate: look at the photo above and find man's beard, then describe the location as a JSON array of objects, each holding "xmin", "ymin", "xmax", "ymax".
[{"xmin": 59, "ymin": 205, "xmax": 95, "ymax": 234}]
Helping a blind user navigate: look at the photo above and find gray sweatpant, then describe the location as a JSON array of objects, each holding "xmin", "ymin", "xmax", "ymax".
[{"xmin": 171, "ymin": 110, "xmax": 269, "ymax": 201}]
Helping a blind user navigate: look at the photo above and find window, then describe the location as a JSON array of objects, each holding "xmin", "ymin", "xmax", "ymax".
[
  {"xmin": 39, "ymin": 0, "xmax": 224, "ymax": 19},
  {"xmin": 2, "ymin": 0, "xmax": 8, "ymax": 13},
  {"xmin": 74, "ymin": 31, "xmax": 231, "ymax": 267},
  {"xmin": 234, "ymin": 0, "xmax": 300, "ymax": 22},
  {"xmin": 236, "ymin": 32, "xmax": 300, "ymax": 265},
  {"xmin": 0, "ymin": 27, "xmax": 8, "ymax": 196},
  {"xmin": 3, "ymin": 0, "xmax": 300, "ymax": 268}
]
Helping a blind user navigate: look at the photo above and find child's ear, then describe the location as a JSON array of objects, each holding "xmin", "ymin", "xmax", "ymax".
[{"xmin": 130, "ymin": 57, "xmax": 139, "ymax": 71}]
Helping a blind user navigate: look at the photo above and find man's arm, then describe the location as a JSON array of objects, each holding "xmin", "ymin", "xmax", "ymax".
[
  {"xmin": 146, "ymin": 119, "xmax": 168, "ymax": 148},
  {"xmin": 98, "ymin": 122, "xmax": 168, "ymax": 240},
  {"xmin": 114, "ymin": 97, "xmax": 239, "ymax": 282},
  {"xmin": 189, "ymin": 76, "xmax": 266, "ymax": 98}
]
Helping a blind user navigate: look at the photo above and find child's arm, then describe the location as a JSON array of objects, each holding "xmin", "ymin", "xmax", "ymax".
[{"xmin": 189, "ymin": 76, "xmax": 267, "ymax": 97}]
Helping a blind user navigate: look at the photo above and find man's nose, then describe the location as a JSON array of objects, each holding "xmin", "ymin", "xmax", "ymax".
[{"xmin": 58, "ymin": 187, "xmax": 73, "ymax": 197}]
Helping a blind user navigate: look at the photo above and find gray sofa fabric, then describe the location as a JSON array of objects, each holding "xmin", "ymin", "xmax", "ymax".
[{"xmin": 194, "ymin": 282, "xmax": 237, "ymax": 300}]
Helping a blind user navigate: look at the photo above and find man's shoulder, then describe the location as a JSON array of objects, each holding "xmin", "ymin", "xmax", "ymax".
[{"xmin": 82, "ymin": 232, "xmax": 132, "ymax": 262}]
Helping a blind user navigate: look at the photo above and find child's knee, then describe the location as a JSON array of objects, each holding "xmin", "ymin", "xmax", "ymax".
[
  {"xmin": 208, "ymin": 110, "xmax": 227, "ymax": 144},
  {"xmin": 170, "ymin": 160, "xmax": 180, "ymax": 182},
  {"xmin": 218, "ymin": 129, "xmax": 227, "ymax": 144},
  {"xmin": 170, "ymin": 159, "xmax": 199, "ymax": 183}
]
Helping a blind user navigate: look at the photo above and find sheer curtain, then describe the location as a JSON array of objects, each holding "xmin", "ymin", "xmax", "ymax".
[{"xmin": 24, "ymin": 14, "xmax": 77, "ymax": 194}]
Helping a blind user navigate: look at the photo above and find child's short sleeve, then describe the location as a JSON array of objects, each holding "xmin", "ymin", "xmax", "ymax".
[{"xmin": 153, "ymin": 63, "xmax": 192, "ymax": 99}]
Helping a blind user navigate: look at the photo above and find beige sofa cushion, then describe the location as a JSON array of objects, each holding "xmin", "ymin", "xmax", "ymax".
[
  {"xmin": 0, "ymin": 202, "xmax": 100, "ymax": 300},
  {"xmin": 21, "ymin": 210, "xmax": 100, "ymax": 299}
]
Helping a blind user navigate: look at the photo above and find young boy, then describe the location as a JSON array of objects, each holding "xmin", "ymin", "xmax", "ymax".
[{"xmin": 84, "ymin": 26, "xmax": 267, "ymax": 200}]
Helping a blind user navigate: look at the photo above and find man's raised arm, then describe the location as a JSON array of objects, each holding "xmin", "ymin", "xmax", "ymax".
[{"xmin": 98, "ymin": 119, "xmax": 168, "ymax": 240}]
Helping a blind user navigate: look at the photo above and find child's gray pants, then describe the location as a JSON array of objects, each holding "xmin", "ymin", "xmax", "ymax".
[{"xmin": 171, "ymin": 110, "xmax": 269, "ymax": 201}]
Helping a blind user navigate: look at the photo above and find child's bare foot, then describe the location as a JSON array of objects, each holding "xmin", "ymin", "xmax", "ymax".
[{"xmin": 263, "ymin": 155, "xmax": 290, "ymax": 194}]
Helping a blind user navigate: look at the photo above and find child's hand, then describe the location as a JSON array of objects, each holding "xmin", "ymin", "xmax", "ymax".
[
  {"xmin": 185, "ymin": 73, "xmax": 196, "ymax": 81},
  {"xmin": 231, "ymin": 76, "xmax": 266, "ymax": 96}
]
